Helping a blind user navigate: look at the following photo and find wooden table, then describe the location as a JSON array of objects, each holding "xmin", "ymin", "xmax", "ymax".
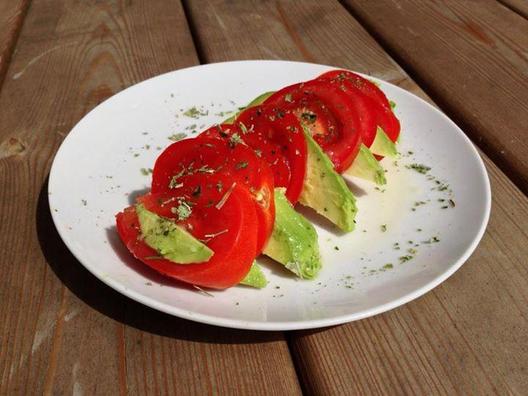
[{"xmin": 1, "ymin": 1, "xmax": 527, "ymax": 394}]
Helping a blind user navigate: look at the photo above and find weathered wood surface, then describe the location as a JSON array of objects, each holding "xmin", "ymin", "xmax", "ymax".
[
  {"xmin": 0, "ymin": 1, "xmax": 301, "ymax": 395},
  {"xmin": 0, "ymin": 1, "xmax": 29, "ymax": 88},
  {"xmin": 344, "ymin": 0, "xmax": 528, "ymax": 195},
  {"xmin": 186, "ymin": 0, "xmax": 528, "ymax": 394}
]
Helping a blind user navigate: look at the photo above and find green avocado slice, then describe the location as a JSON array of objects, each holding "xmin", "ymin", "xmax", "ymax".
[
  {"xmin": 136, "ymin": 204, "xmax": 213, "ymax": 263},
  {"xmin": 344, "ymin": 144, "xmax": 386, "ymax": 185},
  {"xmin": 299, "ymin": 129, "xmax": 357, "ymax": 232},
  {"xmin": 263, "ymin": 188, "xmax": 321, "ymax": 279},
  {"xmin": 239, "ymin": 262, "xmax": 268, "ymax": 288},
  {"xmin": 369, "ymin": 127, "xmax": 398, "ymax": 157}
]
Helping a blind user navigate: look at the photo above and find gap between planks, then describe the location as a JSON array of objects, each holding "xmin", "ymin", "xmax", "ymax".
[
  {"xmin": 181, "ymin": 0, "xmax": 207, "ymax": 64},
  {"xmin": 497, "ymin": 0, "xmax": 528, "ymax": 20}
]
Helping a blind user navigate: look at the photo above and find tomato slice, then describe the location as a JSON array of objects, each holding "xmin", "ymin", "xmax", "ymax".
[
  {"xmin": 115, "ymin": 177, "xmax": 258, "ymax": 289},
  {"xmin": 265, "ymin": 80, "xmax": 362, "ymax": 172},
  {"xmin": 317, "ymin": 70, "xmax": 400, "ymax": 142},
  {"xmin": 201, "ymin": 112, "xmax": 307, "ymax": 204},
  {"xmin": 151, "ymin": 136, "xmax": 274, "ymax": 254}
]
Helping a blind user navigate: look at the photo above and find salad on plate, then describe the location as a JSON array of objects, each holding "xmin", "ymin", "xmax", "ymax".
[{"xmin": 115, "ymin": 70, "xmax": 401, "ymax": 290}]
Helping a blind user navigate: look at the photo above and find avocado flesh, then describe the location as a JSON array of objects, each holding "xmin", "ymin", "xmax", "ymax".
[
  {"xmin": 369, "ymin": 127, "xmax": 398, "ymax": 157},
  {"xmin": 344, "ymin": 144, "xmax": 386, "ymax": 185},
  {"xmin": 263, "ymin": 188, "xmax": 321, "ymax": 279},
  {"xmin": 136, "ymin": 204, "xmax": 213, "ymax": 263},
  {"xmin": 239, "ymin": 262, "xmax": 268, "ymax": 288},
  {"xmin": 299, "ymin": 129, "xmax": 357, "ymax": 232}
]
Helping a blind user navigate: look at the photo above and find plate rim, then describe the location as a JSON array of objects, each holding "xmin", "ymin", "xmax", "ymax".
[{"xmin": 48, "ymin": 60, "xmax": 492, "ymax": 331}]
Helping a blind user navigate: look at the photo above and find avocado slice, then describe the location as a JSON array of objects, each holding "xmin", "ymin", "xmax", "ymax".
[
  {"xmin": 136, "ymin": 204, "xmax": 213, "ymax": 263},
  {"xmin": 344, "ymin": 144, "xmax": 386, "ymax": 185},
  {"xmin": 239, "ymin": 262, "xmax": 268, "ymax": 288},
  {"xmin": 263, "ymin": 188, "xmax": 321, "ymax": 279},
  {"xmin": 299, "ymin": 129, "xmax": 357, "ymax": 232},
  {"xmin": 370, "ymin": 127, "xmax": 398, "ymax": 157}
]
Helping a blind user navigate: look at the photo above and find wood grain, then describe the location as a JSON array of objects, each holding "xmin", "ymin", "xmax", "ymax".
[
  {"xmin": 344, "ymin": 0, "xmax": 528, "ymax": 195},
  {"xmin": 499, "ymin": 0, "xmax": 528, "ymax": 19},
  {"xmin": 0, "ymin": 0, "xmax": 29, "ymax": 88},
  {"xmin": 186, "ymin": 0, "xmax": 528, "ymax": 393},
  {"xmin": 0, "ymin": 1, "xmax": 301, "ymax": 395}
]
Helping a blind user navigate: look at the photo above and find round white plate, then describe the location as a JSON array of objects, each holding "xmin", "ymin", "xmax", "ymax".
[{"xmin": 49, "ymin": 60, "xmax": 491, "ymax": 330}]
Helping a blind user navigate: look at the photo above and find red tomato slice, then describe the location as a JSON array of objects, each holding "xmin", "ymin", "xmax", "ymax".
[
  {"xmin": 201, "ymin": 112, "xmax": 307, "ymax": 204},
  {"xmin": 318, "ymin": 70, "xmax": 400, "ymax": 142},
  {"xmin": 151, "ymin": 136, "xmax": 274, "ymax": 254},
  {"xmin": 265, "ymin": 80, "xmax": 362, "ymax": 172},
  {"xmin": 115, "ymin": 179, "xmax": 258, "ymax": 289}
]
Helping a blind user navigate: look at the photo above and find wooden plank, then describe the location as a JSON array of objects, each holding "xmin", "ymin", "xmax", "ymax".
[
  {"xmin": 499, "ymin": 0, "xmax": 528, "ymax": 19},
  {"xmin": 344, "ymin": 0, "xmax": 528, "ymax": 195},
  {"xmin": 0, "ymin": 1, "xmax": 301, "ymax": 395},
  {"xmin": 186, "ymin": 0, "xmax": 528, "ymax": 393},
  {"xmin": 0, "ymin": 0, "xmax": 30, "ymax": 87},
  {"xmin": 120, "ymin": 307, "xmax": 300, "ymax": 395}
]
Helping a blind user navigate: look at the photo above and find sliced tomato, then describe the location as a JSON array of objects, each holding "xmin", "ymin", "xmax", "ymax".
[
  {"xmin": 115, "ymin": 178, "xmax": 258, "ymax": 289},
  {"xmin": 265, "ymin": 80, "xmax": 362, "ymax": 172},
  {"xmin": 201, "ymin": 112, "xmax": 307, "ymax": 204},
  {"xmin": 151, "ymin": 136, "xmax": 274, "ymax": 254},
  {"xmin": 318, "ymin": 70, "xmax": 400, "ymax": 142}
]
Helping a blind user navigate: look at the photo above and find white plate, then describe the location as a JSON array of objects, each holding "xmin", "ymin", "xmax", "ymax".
[{"xmin": 49, "ymin": 61, "xmax": 491, "ymax": 330}]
